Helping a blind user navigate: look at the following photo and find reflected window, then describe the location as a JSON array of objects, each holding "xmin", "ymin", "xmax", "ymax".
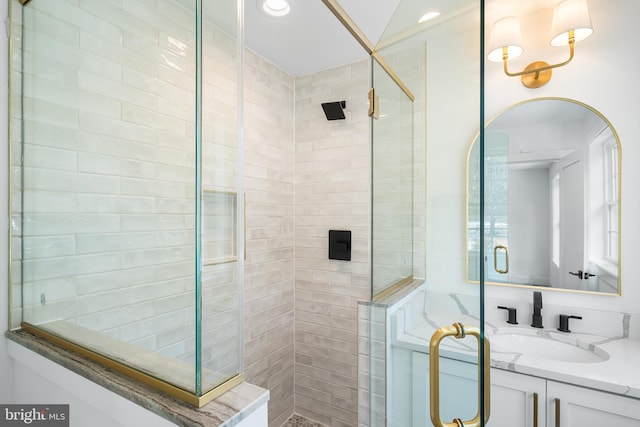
[
  {"xmin": 587, "ymin": 127, "xmax": 618, "ymax": 268},
  {"xmin": 552, "ymin": 173, "xmax": 560, "ymax": 266},
  {"xmin": 605, "ymin": 141, "xmax": 619, "ymax": 261}
]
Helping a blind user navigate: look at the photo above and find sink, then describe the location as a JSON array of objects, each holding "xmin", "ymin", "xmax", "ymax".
[{"xmin": 490, "ymin": 332, "xmax": 609, "ymax": 363}]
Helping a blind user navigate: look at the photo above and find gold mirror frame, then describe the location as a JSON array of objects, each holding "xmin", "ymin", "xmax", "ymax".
[{"xmin": 465, "ymin": 97, "xmax": 622, "ymax": 296}]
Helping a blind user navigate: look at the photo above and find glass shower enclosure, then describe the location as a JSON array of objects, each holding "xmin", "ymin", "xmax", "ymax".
[
  {"xmin": 363, "ymin": 0, "xmax": 488, "ymax": 426},
  {"xmin": 8, "ymin": 0, "xmax": 244, "ymax": 406}
]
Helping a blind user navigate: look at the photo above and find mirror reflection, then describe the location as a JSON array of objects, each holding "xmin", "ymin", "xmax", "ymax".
[{"xmin": 467, "ymin": 98, "xmax": 621, "ymax": 294}]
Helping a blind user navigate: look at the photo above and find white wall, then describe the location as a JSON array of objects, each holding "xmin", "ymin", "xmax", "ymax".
[
  {"xmin": 424, "ymin": 0, "xmax": 640, "ymax": 315},
  {"xmin": 8, "ymin": 341, "xmax": 268, "ymax": 427},
  {"xmin": 9, "ymin": 341, "xmax": 176, "ymax": 427},
  {"xmin": 423, "ymin": 6, "xmax": 482, "ymax": 298},
  {"xmin": 509, "ymin": 167, "xmax": 550, "ymax": 285},
  {"xmin": 484, "ymin": 0, "xmax": 640, "ymax": 314}
]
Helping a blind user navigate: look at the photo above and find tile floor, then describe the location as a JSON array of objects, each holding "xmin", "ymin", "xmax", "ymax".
[{"xmin": 281, "ymin": 414, "xmax": 326, "ymax": 427}]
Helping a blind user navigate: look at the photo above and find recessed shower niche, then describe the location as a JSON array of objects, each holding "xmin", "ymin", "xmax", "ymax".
[{"xmin": 8, "ymin": 0, "xmax": 244, "ymax": 406}]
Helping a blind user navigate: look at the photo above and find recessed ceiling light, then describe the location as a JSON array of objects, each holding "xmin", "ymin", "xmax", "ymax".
[
  {"xmin": 419, "ymin": 11, "xmax": 441, "ymax": 24},
  {"xmin": 261, "ymin": 0, "xmax": 291, "ymax": 17}
]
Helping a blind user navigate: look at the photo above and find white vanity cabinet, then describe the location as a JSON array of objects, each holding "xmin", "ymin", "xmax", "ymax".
[
  {"xmin": 398, "ymin": 349, "xmax": 640, "ymax": 427},
  {"xmin": 493, "ymin": 370, "xmax": 640, "ymax": 427},
  {"xmin": 398, "ymin": 351, "xmax": 478, "ymax": 427},
  {"xmin": 489, "ymin": 369, "xmax": 545, "ymax": 427},
  {"xmin": 546, "ymin": 381, "xmax": 640, "ymax": 427},
  {"xmin": 398, "ymin": 351, "xmax": 545, "ymax": 427}
]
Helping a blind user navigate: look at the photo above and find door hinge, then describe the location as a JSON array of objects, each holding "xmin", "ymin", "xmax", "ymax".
[{"xmin": 368, "ymin": 88, "xmax": 379, "ymax": 120}]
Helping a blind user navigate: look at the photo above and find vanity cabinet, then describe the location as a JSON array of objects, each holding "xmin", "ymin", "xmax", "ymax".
[
  {"xmin": 547, "ymin": 381, "xmax": 640, "ymax": 427},
  {"xmin": 400, "ymin": 351, "xmax": 545, "ymax": 427},
  {"xmin": 401, "ymin": 351, "xmax": 478, "ymax": 427},
  {"xmin": 489, "ymin": 369, "xmax": 545, "ymax": 427},
  {"xmin": 399, "ymin": 349, "xmax": 640, "ymax": 427},
  {"xmin": 496, "ymin": 370, "xmax": 640, "ymax": 427}
]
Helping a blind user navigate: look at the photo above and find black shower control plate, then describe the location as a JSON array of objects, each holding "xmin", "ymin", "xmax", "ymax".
[{"xmin": 328, "ymin": 230, "xmax": 351, "ymax": 261}]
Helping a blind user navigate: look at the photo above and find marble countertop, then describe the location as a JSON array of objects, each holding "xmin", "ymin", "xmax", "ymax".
[
  {"xmin": 6, "ymin": 329, "xmax": 269, "ymax": 427},
  {"xmin": 392, "ymin": 310, "xmax": 640, "ymax": 399}
]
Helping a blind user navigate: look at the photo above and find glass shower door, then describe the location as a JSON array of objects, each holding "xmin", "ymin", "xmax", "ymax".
[
  {"xmin": 370, "ymin": 56, "xmax": 415, "ymax": 299},
  {"xmin": 367, "ymin": 0, "xmax": 488, "ymax": 426}
]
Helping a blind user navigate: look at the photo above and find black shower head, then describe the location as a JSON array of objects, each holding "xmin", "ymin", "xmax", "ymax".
[{"xmin": 321, "ymin": 101, "xmax": 346, "ymax": 120}]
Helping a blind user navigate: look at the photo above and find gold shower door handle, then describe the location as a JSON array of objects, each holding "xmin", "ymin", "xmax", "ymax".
[
  {"xmin": 494, "ymin": 245, "xmax": 509, "ymax": 274},
  {"xmin": 429, "ymin": 323, "xmax": 491, "ymax": 427}
]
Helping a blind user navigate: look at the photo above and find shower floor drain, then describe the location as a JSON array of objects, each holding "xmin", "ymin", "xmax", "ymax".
[{"xmin": 281, "ymin": 414, "xmax": 327, "ymax": 427}]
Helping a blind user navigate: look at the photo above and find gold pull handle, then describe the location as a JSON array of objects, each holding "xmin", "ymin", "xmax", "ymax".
[
  {"xmin": 533, "ymin": 392, "xmax": 538, "ymax": 427},
  {"xmin": 494, "ymin": 245, "xmax": 509, "ymax": 274},
  {"xmin": 429, "ymin": 323, "xmax": 491, "ymax": 427},
  {"xmin": 555, "ymin": 398, "xmax": 561, "ymax": 427}
]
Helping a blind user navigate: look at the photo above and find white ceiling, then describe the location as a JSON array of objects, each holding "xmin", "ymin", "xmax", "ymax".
[
  {"xmin": 243, "ymin": 0, "xmax": 564, "ymax": 77},
  {"xmin": 244, "ymin": 0, "xmax": 398, "ymax": 77}
]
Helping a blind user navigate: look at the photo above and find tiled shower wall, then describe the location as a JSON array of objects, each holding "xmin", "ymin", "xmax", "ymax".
[
  {"xmin": 243, "ymin": 57, "xmax": 376, "ymax": 426},
  {"xmin": 11, "ymin": 1, "xmax": 407, "ymax": 425},
  {"xmin": 243, "ymin": 50, "xmax": 295, "ymax": 427},
  {"xmin": 294, "ymin": 61, "xmax": 371, "ymax": 427},
  {"xmin": 286, "ymin": 44, "xmax": 425, "ymax": 427},
  {"xmin": 11, "ymin": 0, "xmax": 242, "ymax": 386}
]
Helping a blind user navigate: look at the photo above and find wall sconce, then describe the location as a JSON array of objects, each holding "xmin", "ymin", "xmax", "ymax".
[{"xmin": 488, "ymin": 0, "xmax": 593, "ymax": 88}]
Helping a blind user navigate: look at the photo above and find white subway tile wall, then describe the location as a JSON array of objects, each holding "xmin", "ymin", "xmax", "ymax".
[
  {"xmin": 357, "ymin": 302, "xmax": 388, "ymax": 427},
  {"xmin": 243, "ymin": 49, "xmax": 295, "ymax": 427},
  {"xmin": 294, "ymin": 61, "xmax": 371, "ymax": 427},
  {"xmin": 11, "ymin": 0, "xmax": 242, "ymax": 392}
]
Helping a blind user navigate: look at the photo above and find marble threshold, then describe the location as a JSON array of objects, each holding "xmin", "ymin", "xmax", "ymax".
[{"xmin": 6, "ymin": 329, "xmax": 269, "ymax": 427}]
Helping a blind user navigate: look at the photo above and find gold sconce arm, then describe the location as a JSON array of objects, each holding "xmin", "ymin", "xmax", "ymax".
[{"xmin": 502, "ymin": 31, "xmax": 576, "ymax": 88}]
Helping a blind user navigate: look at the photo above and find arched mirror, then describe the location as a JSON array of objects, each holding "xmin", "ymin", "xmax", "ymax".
[{"xmin": 467, "ymin": 98, "xmax": 621, "ymax": 295}]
